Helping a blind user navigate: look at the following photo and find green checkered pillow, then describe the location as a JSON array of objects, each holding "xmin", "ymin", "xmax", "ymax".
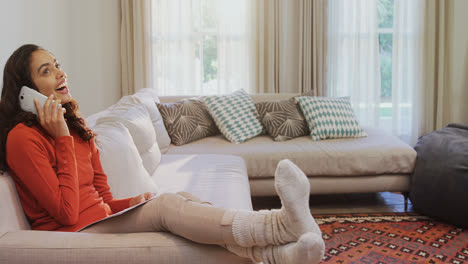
[
  {"xmin": 295, "ymin": 96, "xmax": 367, "ymax": 141},
  {"xmin": 202, "ymin": 90, "xmax": 264, "ymax": 143}
]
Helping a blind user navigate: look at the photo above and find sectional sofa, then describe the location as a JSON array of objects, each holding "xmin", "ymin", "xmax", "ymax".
[
  {"xmin": 160, "ymin": 94, "xmax": 417, "ymax": 198},
  {"xmin": 0, "ymin": 88, "xmax": 417, "ymax": 263}
]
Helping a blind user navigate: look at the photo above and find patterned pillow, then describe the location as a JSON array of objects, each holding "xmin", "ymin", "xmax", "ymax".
[
  {"xmin": 157, "ymin": 99, "xmax": 219, "ymax": 145},
  {"xmin": 201, "ymin": 90, "xmax": 264, "ymax": 143},
  {"xmin": 255, "ymin": 99, "xmax": 309, "ymax": 141},
  {"xmin": 295, "ymin": 96, "xmax": 367, "ymax": 141}
]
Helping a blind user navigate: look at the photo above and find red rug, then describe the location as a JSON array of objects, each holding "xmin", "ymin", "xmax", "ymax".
[{"xmin": 316, "ymin": 213, "xmax": 468, "ymax": 264}]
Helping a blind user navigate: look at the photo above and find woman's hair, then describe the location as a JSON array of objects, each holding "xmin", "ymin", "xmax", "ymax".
[{"xmin": 0, "ymin": 44, "xmax": 94, "ymax": 172}]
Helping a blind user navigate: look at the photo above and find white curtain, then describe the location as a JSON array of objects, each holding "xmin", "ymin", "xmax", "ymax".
[
  {"xmin": 327, "ymin": 0, "xmax": 426, "ymax": 144},
  {"xmin": 392, "ymin": 0, "xmax": 425, "ymax": 144},
  {"xmin": 327, "ymin": 0, "xmax": 381, "ymax": 128},
  {"xmin": 152, "ymin": 0, "xmax": 250, "ymax": 96},
  {"xmin": 217, "ymin": 0, "xmax": 251, "ymax": 94},
  {"xmin": 120, "ymin": 0, "xmax": 153, "ymax": 96}
]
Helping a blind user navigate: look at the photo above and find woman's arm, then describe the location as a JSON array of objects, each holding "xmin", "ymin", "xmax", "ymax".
[
  {"xmin": 6, "ymin": 128, "xmax": 80, "ymax": 226},
  {"xmin": 89, "ymin": 139, "xmax": 132, "ymax": 213}
]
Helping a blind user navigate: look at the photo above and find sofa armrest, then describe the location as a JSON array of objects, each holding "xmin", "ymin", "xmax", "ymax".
[{"xmin": 0, "ymin": 230, "xmax": 250, "ymax": 264}]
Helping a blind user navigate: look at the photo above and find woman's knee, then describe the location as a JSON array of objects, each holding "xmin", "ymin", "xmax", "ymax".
[
  {"xmin": 176, "ymin": 192, "xmax": 213, "ymax": 205},
  {"xmin": 153, "ymin": 192, "xmax": 181, "ymax": 207}
]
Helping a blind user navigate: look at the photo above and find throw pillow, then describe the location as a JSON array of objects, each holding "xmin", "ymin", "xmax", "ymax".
[
  {"xmin": 133, "ymin": 88, "xmax": 172, "ymax": 153},
  {"xmin": 295, "ymin": 96, "xmax": 367, "ymax": 141},
  {"xmin": 201, "ymin": 90, "xmax": 264, "ymax": 144},
  {"xmin": 86, "ymin": 90, "xmax": 171, "ymax": 154},
  {"xmin": 255, "ymin": 99, "xmax": 309, "ymax": 141},
  {"xmin": 95, "ymin": 103, "xmax": 161, "ymax": 176},
  {"xmin": 92, "ymin": 122, "xmax": 159, "ymax": 199},
  {"xmin": 157, "ymin": 99, "xmax": 219, "ymax": 146}
]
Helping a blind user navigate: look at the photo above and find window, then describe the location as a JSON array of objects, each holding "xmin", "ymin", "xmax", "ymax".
[
  {"xmin": 193, "ymin": 0, "xmax": 218, "ymax": 93},
  {"xmin": 151, "ymin": 0, "xmax": 248, "ymax": 95},
  {"xmin": 377, "ymin": 0, "xmax": 394, "ymax": 119}
]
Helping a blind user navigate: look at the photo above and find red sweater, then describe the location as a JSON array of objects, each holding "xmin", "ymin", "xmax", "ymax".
[{"xmin": 6, "ymin": 123, "xmax": 131, "ymax": 232}]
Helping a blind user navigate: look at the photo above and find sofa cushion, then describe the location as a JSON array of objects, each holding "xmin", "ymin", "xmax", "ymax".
[
  {"xmin": 295, "ymin": 96, "xmax": 367, "ymax": 141},
  {"xmin": 132, "ymin": 88, "xmax": 172, "ymax": 153},
  {"xmin": 0, "ymin": 173, "xmax": 30, "ymax": 235},
  {"xmin": 255, "ymin": 99, "xmax": 309, "ymax": 141},
  {"xmin": 152, "ymin": 155, "xmax": 252, "ymax": 210},
  {"xmin": 201, "ymin": 90, "xmax": 264, "ymax": 144},
  {"xmin": 93, "ymin": 122, "xmax": 159, "ymax": 199},
  {"xmin": 157, "ymin": 99, "xmax": 219, "ymax": 146},
  {"xmin": 166, "ymin": 127, "xmax": 417, "ymax": 179},
  {"xmin": 86, "ymin": 89, "xmax": 171, "ymax": 154},
  {"xmin": 95, "ymin": 98, "xmax": 161, "ymax": 176}
]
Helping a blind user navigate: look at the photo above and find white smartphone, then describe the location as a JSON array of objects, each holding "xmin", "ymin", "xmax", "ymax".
[{"xmin": 18, "ymin": 86, "xmax": 54, "ymax": 115}]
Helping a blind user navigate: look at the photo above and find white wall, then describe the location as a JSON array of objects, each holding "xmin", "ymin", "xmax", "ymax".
[
  {"xmin": 0, "ymin": 0, "xmax": 121, "ymax": 116},
  {"xmin": 450, "ymin": 0, "xmax": 468, "ymax": 124}
]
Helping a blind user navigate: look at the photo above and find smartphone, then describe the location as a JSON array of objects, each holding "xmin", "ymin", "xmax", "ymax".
[{"xmin": 18, "ymin": 86, "xmax": 54, "ymax": 115}]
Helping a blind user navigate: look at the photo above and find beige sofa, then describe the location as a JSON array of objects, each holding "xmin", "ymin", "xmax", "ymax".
[
  {"xmin": 0, "ymin": 89, "xmax": 253, "ymax": 264},
  {"xmin": 160, "ymin": 94, "xmax": 417, "ymax": 197}
]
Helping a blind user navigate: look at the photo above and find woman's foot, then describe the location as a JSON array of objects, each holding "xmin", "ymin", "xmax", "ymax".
[
  {"xmin": 274, "ymin": 159, "xmax": 322, "ymax": 237},
  {"xmin": 253, "ymin": 232, "xmax": 325, "ymax": 264},
  {"xmin": 230, "ymin": 159, "xmax": 321, "ymax": 247},
  {"xmin": 226, "ymin": 232, "xmax": 325, "ymax": 264}
]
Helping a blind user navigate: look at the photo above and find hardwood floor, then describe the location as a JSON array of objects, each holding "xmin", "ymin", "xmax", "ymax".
[{"xmin": 252, "ymin": 192, "xmax": 415, "ymax": 215}]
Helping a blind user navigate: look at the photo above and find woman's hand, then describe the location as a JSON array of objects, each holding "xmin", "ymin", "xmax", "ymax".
[
  {"xmin": 129, "ymin": 192, "xmax": 155, "ymax": 207},
  {"xmin": 34, "ymin": 95, "xmax": 70, "ymax": 138}
]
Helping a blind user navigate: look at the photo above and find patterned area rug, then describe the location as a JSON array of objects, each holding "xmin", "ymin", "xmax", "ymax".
[{"xmin": 316, "ymin": 213, "xmax": 468, "ymax": 264}]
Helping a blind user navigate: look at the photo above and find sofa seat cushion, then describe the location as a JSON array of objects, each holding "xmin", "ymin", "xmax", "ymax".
[
  {"xmin": 0, "ymin": 230, "xmax": 251, "ymax": 264},
  {"xmin": 152, "ymin": 154, "xmax": 252, "ymax": 211},
  {"xmin": 166, "ymin": 127, "xmax": 417, "ymax": 179}
]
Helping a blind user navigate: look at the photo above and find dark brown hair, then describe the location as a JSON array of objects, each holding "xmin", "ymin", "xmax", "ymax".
[{"xmin": 0, "ymin": 44, "xmax": 94, "ymax": 171}]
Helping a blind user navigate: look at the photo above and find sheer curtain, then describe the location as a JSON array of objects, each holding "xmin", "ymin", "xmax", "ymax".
[
  {"xmin": 327, "ymin": 0, "xmax": 381, "ymax": 128},
  {"xmin": 152, "ymin": 0, "xmax": 198, "ymax": 96},
  {"xmin": 217, "ymin": 0, "xmax": 251, "ymax": 94},
  {"xmin": 152, "ymin": 0, "xmax": 250, "ymax": 96},
  {"xmin": 327, "ymin": 0, "xmax": 426, "ymax": 144},
  {"xmin": 392, "ymin": 0, "xmax": 425, "ymax": 144}
]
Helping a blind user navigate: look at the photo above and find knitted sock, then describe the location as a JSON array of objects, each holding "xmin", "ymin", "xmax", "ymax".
[
  {"xmin": 252, "ymin": 232, "xmax": 325, "ymax": 264},
  {"xmin": 231, "ymin": 160, "xmax": 321, "ymax": 247},
  {"xmin": 231, "ymin": 209, "xmax": 292, "ymax": 247},
  {"xmin": 274, "ymin": 159, "xmax": 322, "ymax": 236}
]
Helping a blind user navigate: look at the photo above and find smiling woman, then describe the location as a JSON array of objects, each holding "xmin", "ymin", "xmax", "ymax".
[{"xmin": 0, "ymin": 44, "xmax": 94, "ymax": 172}]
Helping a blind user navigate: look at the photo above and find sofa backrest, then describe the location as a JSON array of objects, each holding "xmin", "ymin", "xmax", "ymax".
[
  {"xmin": 0, "ymin": 172, "xmax": 31, "ymax": 235},
  {"xmin": 158, "ymin": 93, "xmax": 300, "ymax": 104}
]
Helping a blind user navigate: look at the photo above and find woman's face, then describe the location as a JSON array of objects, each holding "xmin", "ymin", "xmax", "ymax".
[{"xmin": 29, "ymin": 50, "xmax": 71, "ymax": 103}]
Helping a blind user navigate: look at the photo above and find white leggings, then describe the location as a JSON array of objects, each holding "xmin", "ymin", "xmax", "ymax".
[{"xmin": 81, "ymin": 192, "xmax": 238, "ymax": 246}]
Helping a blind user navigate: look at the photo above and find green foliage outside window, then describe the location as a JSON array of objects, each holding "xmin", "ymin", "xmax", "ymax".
[
  {"xmin": 378, "ymin": 0, "xmax": 394, "ymax": 107},
  {"xmin": 203, "ymin": 36, "xmax": 217, "ymax": 83}
]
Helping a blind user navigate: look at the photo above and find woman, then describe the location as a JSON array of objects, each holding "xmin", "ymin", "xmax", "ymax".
[{"xmin": 0, "ymin": 44, "xmax": 324, "ymax": 264}]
